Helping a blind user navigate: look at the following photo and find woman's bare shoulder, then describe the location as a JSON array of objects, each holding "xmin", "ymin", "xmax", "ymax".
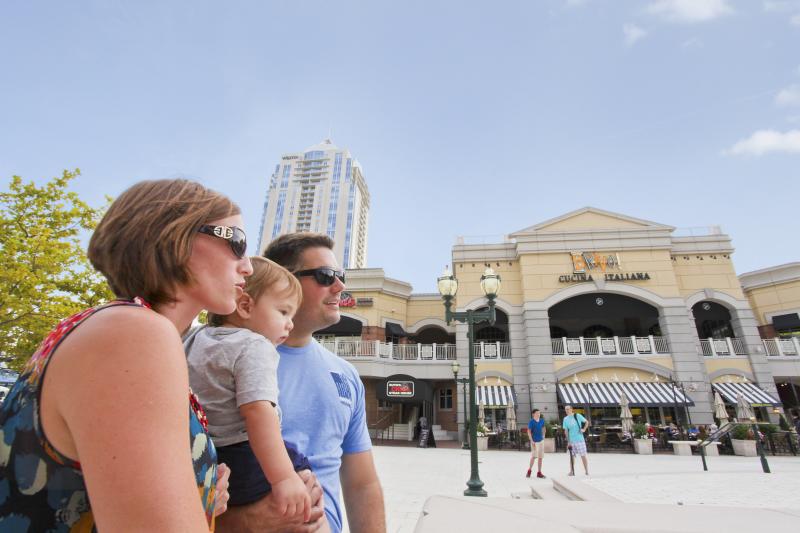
[{"xmin": 54, "ymin": 304, "xmax": 185, "ymax": 373}]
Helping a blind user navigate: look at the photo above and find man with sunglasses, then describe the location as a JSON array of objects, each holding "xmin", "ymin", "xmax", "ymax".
[{"xmin": 256, "ymin": 233, "xmax": 384, "ymax": 533}]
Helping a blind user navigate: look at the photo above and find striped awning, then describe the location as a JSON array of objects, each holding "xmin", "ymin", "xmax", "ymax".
[
  {"xmin": 712, "ymin": 382, "xmax": 781, "ymax": 407},
  {"xmin": 557, "ymin": 382, "xmax": 694, "ymax": 407},
  {"xmin": 476, "ymin": 385, "xmax": 516, "ymax": 407}
]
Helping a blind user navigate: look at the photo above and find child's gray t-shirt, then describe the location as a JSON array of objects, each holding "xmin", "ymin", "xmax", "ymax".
[{"xmin": 184, "ymin": 325, "xmax": 279, "ymax": 447}]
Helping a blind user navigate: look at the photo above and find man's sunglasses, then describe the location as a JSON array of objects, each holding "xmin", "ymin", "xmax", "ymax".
[
  {"xmin": 294, "ymin": 267, "xmax": 346, "ymax": 287},
  {"xmin": 197, "ymin": 225, "xmax": 247, "ymax": 259}
]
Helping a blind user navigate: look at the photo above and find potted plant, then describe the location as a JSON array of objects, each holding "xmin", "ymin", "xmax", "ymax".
[
  {"xmin": 476, "ymin": 423, "xmax": 489, "ymax": 451},
  {"xmin": 731, "ymin": 424, "xmax": 757, "ymax": 456},
  {"xmin": 543, "ymin": 419, "xmax": 557, "ymax": 453},
  {"xmin": 632, "ymin": 423, "xmax": 653, "ymax": 454}
]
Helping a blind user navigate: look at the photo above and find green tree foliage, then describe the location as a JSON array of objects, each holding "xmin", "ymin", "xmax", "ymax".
[{"xmin": 0, "ymin": 170, "xmax": 113, "ymax": 369}]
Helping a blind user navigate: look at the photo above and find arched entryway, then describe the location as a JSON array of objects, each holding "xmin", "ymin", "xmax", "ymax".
[
  {"xmin": 474, "ymin": 307, "xmax": 508, "ymax": 342},
  {"xmin": 549, "ymin": 293, "xmax": 661, "ymax": 338},
  {"xmin": 411, "ymin": 325, "xmax": 455, "ymax": 344},
  {"xmin": 691, "ymin": 301, "xmax": 735, "ymax": 339}
]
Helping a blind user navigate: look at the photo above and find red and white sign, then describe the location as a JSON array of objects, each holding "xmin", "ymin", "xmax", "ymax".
[{"xmin": 339, "ymin": 292, "xmax": 356, "ymax": 307}]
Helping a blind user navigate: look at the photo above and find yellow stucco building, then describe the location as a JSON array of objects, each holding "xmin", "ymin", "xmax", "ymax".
[{"xmin": 315, "ymin": 208, "xmax": 798, "ymax": 442}]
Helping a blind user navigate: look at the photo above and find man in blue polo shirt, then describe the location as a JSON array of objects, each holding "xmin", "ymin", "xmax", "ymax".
[
  {"xmin": 563, "ymin": 405, "xmax": 589, "ymax": 476},
  {"xmin": 526, "ymin": 409, "xmax": 546, "ymax": 478}
]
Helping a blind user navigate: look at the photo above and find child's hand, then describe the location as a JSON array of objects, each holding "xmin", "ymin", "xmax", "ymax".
[{"xmin": 271, "ymin": 473, "xmax": 312, "ymax": 521}]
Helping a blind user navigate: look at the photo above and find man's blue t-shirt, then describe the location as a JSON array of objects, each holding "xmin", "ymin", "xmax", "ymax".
[
  {"xmin": 277, "ymin": 339, "xmax": 372, "ymax": 533},
  {"xmin": 562, "ymin": 413, "xmax": 587, "ymax": 443},
  {"xmin": 527, "ymin": 418, "xmax": 546, "ymax": 442}
]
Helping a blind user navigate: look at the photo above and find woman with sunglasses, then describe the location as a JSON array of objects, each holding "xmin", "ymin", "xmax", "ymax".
[{"xmin": 0, "ymin": 179, "xmax": 323, "ymax": 531}]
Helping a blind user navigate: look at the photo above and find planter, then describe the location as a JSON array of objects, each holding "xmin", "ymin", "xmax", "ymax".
[
  {"xmin": 732, "ymin": 439, "xmax": 757, "ymax": 457},
  {"xmin": 543, "ymin": 437, "xmax": 555, "ymax": 453},
  {"xmin": 633, "ymin": 438, "xmax": 653, "ymax": 455},
  {"xmin": 476, "ymin": 436, "xmax": 488, "ymax": 451}
]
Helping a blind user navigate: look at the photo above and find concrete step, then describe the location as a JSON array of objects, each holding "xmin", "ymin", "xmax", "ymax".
[
  {"xmin": 552, "ymin": 476, "xmax": 620, "ymax": 503},
  {"xmin": 432, "ymin": 429, "xmax": 454, "ymax": 440},
  {"xmin": 530, "ymin": 481, "xmax": 570, "ymax": 501}
]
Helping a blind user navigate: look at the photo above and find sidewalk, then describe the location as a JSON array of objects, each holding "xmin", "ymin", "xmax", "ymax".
[{"xmin": 366, "ymin": 446, "xmax": 800, "ymax": 533}]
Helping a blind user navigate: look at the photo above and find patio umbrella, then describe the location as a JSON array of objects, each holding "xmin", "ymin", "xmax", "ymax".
[
  {"xmin": 619, "ymin": 391, "xmax": 634, "ymax": 435},
  {"xmin": 713, "ymin": 391, "xmax": 729, "ymax": 425},
  {"xmin": 506, "ymin": 399, "xmax": 517, "ymax": 431},
  {"xmin": 735, "ymin": 393, "xmax": 754, "ymax": 422}
]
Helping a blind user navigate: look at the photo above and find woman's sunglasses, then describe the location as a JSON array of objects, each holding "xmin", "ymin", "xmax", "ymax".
[
  {"xmin": 197, "ymin": 225, "xmax": 247, "ymax": 259},
  {"xmin": 294, "ymin": 267, "xmax": 346, "ymax": 287}
]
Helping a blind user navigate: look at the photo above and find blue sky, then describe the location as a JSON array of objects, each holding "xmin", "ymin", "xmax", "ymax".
[{"xmin": 2, "ymin": 0, "xmax": 798, "ymax": 293}]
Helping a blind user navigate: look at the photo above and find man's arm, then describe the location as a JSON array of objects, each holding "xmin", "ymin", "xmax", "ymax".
[
  {"xmin": 340, "ymin": 450, "xmax": 385, "ymax": 533},
  {"xmin": 216, "ymin": 470, "xmax": 326, "ymax": 533}
]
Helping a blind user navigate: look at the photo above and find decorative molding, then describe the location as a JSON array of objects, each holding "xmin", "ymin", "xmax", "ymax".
[
  {"xmin": 553, "ymin": 358, "xmax": 672, "ymax": 382},
  {"xmin": 707, "ymin": 368, "xmax": 755, "ymax": 382},
  {"xmin": 406, "ymin": 318, "xmax": 455, "ymax": 334},
  {"xmin": 739, "ymin": 262, "xmax": 800, "ymax": 291}
]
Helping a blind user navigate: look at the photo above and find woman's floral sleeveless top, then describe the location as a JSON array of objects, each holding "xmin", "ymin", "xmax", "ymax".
[{"xmin": 0, "ymin": 299, "xmax": 218, "ymax": 531}]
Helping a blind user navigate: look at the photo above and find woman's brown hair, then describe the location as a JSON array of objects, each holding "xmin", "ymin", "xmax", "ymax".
[{"xmin": 88, "ymin": 179, "xmax": 240, "ymax": 306}]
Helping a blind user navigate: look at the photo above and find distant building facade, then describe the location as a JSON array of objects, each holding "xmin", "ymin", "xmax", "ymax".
[
  {"xmin": 315, "ymin": 208, "xmax": 799, "ymax": 444},
  {"xmin": 257, "ymin": 139, "xmax": 369, "ymax": 268}
]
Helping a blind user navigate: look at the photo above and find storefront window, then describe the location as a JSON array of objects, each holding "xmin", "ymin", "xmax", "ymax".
[
  {"xmin": 646, "ymin": 407, "xmax": 661, "ymax": 425},
  {"xmin": 438, "ymin": 388, "xmax": 453, "ymax": 409}
]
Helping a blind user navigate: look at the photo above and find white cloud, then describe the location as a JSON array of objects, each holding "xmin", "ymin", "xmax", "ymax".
[
  {"xmin": 776, "ymin": 85, "xmax": 800, "ymax": 106},
  {"xmin": 791, "ymin": 13, "xmax": 800, "ymax": 25},
  {"xmin": 647, "ymin": 0, "xmax": 734, "ymax": 23},
  {"xmin": 681, "ymin": 37, "xmax": 704, "ymax": 48},
  {"xmin": 763, "ymin": 0, "xmax": 799, "ymax": 12},
  {"xmin": 725, "ymin": 130, "xmax": 800, "ymax": 156},
  {"xmin": 565, "ymin": 0, "xmax": 588, "ymax": 6},
  {"xmin": 623, "ymin": 24, "xmax": 648, "ymax": 46}
]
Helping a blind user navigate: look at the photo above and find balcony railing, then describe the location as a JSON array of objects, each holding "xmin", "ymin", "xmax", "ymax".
[
  {"xmin": 699, "ymin": 337, "xmax": 747, "ymax": 356},
  {"xmin": 318, "ymin": 339, "xmax": 457, "ymax": 361},
  {"xmin": 471, "ymin": 342, "xmax": 512, "ymax": 359},
  {"xmin": 763, "ymin": 337, "xmax": 800, "ymax": 357},
  {"xmin": 551, "ymin": 336, "xmax": 670, "ymax": 356}
]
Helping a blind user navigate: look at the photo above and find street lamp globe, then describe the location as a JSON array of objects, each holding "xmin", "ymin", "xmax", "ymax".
[
  {"xmin": 451, "ymin": 360, "xmax": 460, "ymax": 377},
  {"xmin": 437, "ymin": 267, "xmax": 458, "ymax": 297},
  {"xmin": 480, "ymin": 267, "xmax": 501, "ymax": 298}
]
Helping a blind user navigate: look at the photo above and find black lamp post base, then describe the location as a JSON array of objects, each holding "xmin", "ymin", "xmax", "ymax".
[{"xmin": 464, "ymin": 479, "xmax": 487, "ymax": 497}]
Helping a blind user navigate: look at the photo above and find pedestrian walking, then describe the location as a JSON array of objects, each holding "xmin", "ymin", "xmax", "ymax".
[
  {"xmin": 562, "ymin": 405, "xmax": 589, "ymax": 476},
  {"xmin": 526, "ymin": 409, "xmax": 547, "ymax": 479}
]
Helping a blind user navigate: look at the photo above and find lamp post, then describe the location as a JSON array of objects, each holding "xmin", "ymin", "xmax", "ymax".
[
  {"xmin": 451, "ymin": 361, "xmax": 470, "ymax": 449},
  {"xmin": 438, "ymin": 266, "xmax": 501, "ymax": 497}
]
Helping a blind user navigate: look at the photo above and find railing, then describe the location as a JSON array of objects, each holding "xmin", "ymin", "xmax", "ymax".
[
  {"xmin": 369, "ymin": 413, "xmax": 396, "ymax": 441},
  {"xmin": 699, "ymin": 337, "xmax": 748, "ymax": 356},
  {"xmin": 318, "ymin": 339, "xmax": 457, "ymax": 361},
  {"xmin": 471, "ymin": 342, "xmax": 511, "ymax": 359},
  {"xmin": 763, "ymin": 337, "xmax": 800, "ymax": 357},
  {"xmin": 552, "ymin": 336, "xmax": 670, "ymax": 356}
]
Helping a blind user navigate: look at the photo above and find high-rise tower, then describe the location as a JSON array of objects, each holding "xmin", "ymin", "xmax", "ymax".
[{"xmin": 257, "ymin": 139, "xmax": 370, "ymax": 269}]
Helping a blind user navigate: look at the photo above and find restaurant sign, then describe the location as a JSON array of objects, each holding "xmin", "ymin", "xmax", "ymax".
[
  {"xmin": 339, "ymin": 292, "xmax": 356, "ymax": 308},
  {"xmin": 386, "ymin": 381, "xmax": 415, "ymax": 398},
  {"xmin": 560, "ymin": 251, "xmax": 650, "ymax": 283}
]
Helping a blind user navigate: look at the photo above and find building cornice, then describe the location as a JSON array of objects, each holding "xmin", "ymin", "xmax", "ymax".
[
  {"xmin": 670, "ymin": 235, "xmax": 734, "ymax": 255},
  {"xmin": 344, "ymin": 268, "xmax": 413, "ymax": 298},
  {"xmin": 452, "ymin": 243, "xmax": 517, "ymax": 262},
  {"xmin": 739, "ymin": 262, "xmax": 800, "ymax": 291}
]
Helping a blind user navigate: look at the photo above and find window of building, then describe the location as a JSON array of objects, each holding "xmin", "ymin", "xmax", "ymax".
[{"xmin": 439, "ymin": 388, "xmax": 453, "ymax": 410}]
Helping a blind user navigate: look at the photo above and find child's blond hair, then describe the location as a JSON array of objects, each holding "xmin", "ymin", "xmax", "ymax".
[{"xmin": 208, "ymin": 256, "xmax": 301, "ymax": 327}]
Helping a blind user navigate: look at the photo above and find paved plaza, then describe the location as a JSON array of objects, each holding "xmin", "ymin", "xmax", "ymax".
[{"xmin": 358, "ymin": 445, "xmax": 800, "ymax": 533}]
